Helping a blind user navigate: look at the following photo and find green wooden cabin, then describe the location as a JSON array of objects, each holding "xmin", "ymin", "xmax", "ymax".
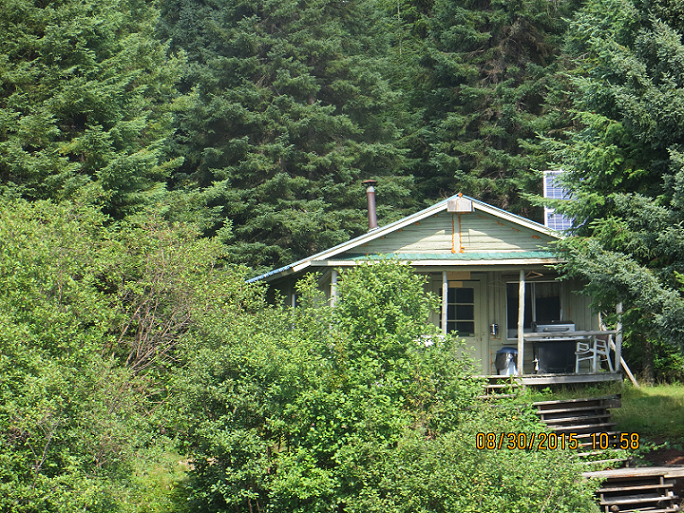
[{"xmin": 249, "ymin": 194, "xmax": 623, "ymax": 385}]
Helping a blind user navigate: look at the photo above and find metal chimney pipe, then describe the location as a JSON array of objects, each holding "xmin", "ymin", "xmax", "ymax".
[{"xmin": 362, "ymin": 179, "xmax": 378, "ymax": 231}]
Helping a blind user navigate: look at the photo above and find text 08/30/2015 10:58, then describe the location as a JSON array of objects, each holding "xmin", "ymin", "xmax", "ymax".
[{"xmin": 475, "ymin": 432, "xmax": 640, "ymax": 451}]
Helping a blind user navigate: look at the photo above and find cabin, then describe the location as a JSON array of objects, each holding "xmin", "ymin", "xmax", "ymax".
[{"xmin": 249, "ymin": 188, "xmax": 624, "ymax": 386}]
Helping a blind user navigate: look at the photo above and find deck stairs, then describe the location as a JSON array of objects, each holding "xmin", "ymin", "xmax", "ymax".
[
  {"xmin": 478, "ymin": 389, "xmax": 684, "ymax": 511},
  {"xmin": 478, "ymin": 388, "xmax": 684, "ymax": 511},
  {"xmin": 535, "ymin": 395, "xmax": 684, "ymax": 511},
  {"xmin": 583, "ymin": 468, "xmax": 683, "ymax": 513},
  {"xmin": 479, "ymin": 375, "xmax": 522, "ymax": 399},
  {"xmin": 533, "ymin": 394, "xmax": 629, "ymax": 467}
]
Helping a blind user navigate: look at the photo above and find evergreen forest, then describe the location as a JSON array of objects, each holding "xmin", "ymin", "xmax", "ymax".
[{"xmin": 2, "ymin": 0, "xmax": 684, "ymax": 510}]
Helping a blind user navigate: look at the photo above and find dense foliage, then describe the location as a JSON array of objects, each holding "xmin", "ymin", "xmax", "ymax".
[
  {"xmin": 0, "ymin": 206, "xmax": 599, "ymax": 512},
  {"xmin": 158, "ymin": 0, "xmax": 414, "ymax": 270},
  {"xmin": 392, "ymin": 0, "xmax": 578, "ymax": 215},
  {"xmin": 0, "ymin": 197, "xmax": 242, "ymax": 511},
  {"xmin": 4, "ymin": 0, "xmax": 684, "ymax": 508},
  {"xmin": 0, "ymin": 0, "xmax": 182, "ymax": 217},
  {"xmin": 175, "ymin": 262, "xmax": 598, "ymax": 512},
  {"xmin": 547, "ymin": 0, "xmax": 684, "ymax": 377}
]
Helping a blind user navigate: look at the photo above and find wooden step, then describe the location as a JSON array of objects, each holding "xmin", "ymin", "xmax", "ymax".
[
  {"xmin": 536, "ymin": 405, "xmax": 614, "ymax": 416},
  {"xmin": 541, "ymin": 413, "xmax": 613, "ymax": 425},
  {"xmin": 575, "ymin": 431, "xmax": 620, "ymax": 439},
  {"xmin": 575, "ymin": 451, "xmax": 622, "ymax": 458},
  {"xmin": 533, "ymin": 394, "xmax": 621, "ymax": 408},
  {"xmin": 614, "ymin": 509, "xmax": 679, "ymax": 513},
  {"xmin": 598, "ymin": 483, "xmax": 673, "ymax": 494},
  {"xmin": 600, "ymin": 494, "xmax": 678, "ymax": 506},
  {"xmin": 575, "ymin": 431, "xmax": 622, "ymax": 448},
  {"xmin": 606, "ymin": 509, "xmax": 679, "ymax": 513},
  {"xmin": 584, "ymin": 467, "xmax": 684, "ymax": 479},
  {"xmin": 574, "ymin": 431, "xmax": 615, "ymax": 448},
  {"xmin": 552, "ymin": 422, "xmax": 618, "ymax": 433}
]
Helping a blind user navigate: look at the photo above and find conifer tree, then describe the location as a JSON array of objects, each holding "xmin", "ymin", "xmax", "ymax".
[
  {"xmin": 159, "ymin": 0, "xmax": 413, "ymax": 271},
  {"xmin": 0, "ymin": 0, "xmax": 182, "ymax": 217},
  {"xmin": 394, "ymin": 0, "xmax": 576, "ymax": 214},
  {"xmin": 549, "ymin": 0, "xmax": 684, "ymax": 362}
]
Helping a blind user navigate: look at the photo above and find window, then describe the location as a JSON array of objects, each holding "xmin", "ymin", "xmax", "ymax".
[
  {"xmin": 506, "ymin": 282, "xmax": 561, "ymax": 338},
  {"xmin": 439, "ymin": 285, "xmax": 476, "ymax": 336}
]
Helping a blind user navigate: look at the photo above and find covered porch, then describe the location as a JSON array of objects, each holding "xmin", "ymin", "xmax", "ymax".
[
  {"xmin": 426, "ymin": 266, "xmax": 625, "ymax": 381},
  {"xmin": 302, "ymin": 263, "xmax": 625, "ymax": 383},
  {"xmin": 509, "ymin": 268, "xmax": 623, "ymax": 381},
  {"xmin": 251, "ymin": 193, "xmax": 627, "ymax": 384}
]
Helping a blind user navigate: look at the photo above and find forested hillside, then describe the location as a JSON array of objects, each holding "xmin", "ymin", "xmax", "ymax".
[
  {"xmin": 2, "ymin": 0, "xmax": 684, "ymax": 510},
  {"xmin": 1, "ymin": 0, "xmax": 581, "ymax": 271}
]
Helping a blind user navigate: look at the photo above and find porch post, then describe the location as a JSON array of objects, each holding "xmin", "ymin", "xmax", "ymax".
[
  {"xmin": 441, "ymin": 271, "xmax": 448, "ymax": 334},
  {"xmin": 615, "ymin": 302, "xmax": 623, "ymax": 373},
  {"xmin": 517, "ymin": 270, "xmax": 525, "ymax": 375},
  {"xmin": 442, "ymin": 271, "xmax": 449, "ymax": 335},
  {"xmin": 330, "ymin": 270, "xmax": 338, "ymax": 307}
]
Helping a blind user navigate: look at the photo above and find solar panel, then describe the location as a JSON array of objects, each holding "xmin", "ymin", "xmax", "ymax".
[
  {"xmin": 544, "ymin": 210, "xmax": 574, "ymax": 231},
  {"xmin": 542, "ymin": 171, "xmax": 573, "ymax": 232},
  {"xmin": 543, "ymin": 170, "xmax": 570, "ymax": 199}
]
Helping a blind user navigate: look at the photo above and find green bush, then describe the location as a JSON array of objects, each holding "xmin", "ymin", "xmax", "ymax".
[
  {"xmin": 174, "ymin": 262, "xmax": 599, "ymax": 512},
  {"xmin": 0, "ymin": 197, "xmax": 239, "ymax": 512}
]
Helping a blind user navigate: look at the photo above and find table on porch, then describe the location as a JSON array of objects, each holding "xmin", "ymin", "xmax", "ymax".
[{"xmin": 522, "ymin": 331, "xmax": 620, "ymax": 375}]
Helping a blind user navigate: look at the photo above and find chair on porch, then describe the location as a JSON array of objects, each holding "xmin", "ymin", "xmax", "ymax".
[{"xmin": 575, "ymin": 334, "xmax": 614, "ymax": 373}]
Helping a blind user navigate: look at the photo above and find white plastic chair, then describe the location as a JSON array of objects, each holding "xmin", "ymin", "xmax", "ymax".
[{"xmin": 575, "ymin": 335, "xmax": 614, "ymax": 373}]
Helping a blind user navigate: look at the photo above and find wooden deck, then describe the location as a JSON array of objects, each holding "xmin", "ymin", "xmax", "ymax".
[{"xmin": 486, "ymin": 372, "xmax": 623, "ymax": 386}]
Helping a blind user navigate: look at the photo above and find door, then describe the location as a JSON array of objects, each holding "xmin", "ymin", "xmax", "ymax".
[{"xmin": 440, "ymin": 280, "xmax": 487, "ymax": 375}]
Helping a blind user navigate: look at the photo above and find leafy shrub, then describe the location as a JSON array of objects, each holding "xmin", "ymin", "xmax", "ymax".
[
  {"xmin": 174, "ymin": 261, "xmax": 599, "ymax": 512},
  {"xmin": 0, "ymin": 198, "xmax": 240, "ymax": 512}
]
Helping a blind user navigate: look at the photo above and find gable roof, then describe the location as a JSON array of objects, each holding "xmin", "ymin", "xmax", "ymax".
[{"xmin": 248, "ymin": 194, "xmax": 561, "ymax": 283}]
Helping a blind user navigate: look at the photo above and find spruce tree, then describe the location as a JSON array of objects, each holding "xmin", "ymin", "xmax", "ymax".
[
  {"xmin": 159, "ymin": 0, "xmax": 413, "ymax": 271},
  {"xmin": 0, "ymin": 0, "xmax": 182, "ymax": 217},
  {"xmin": 548, "ymin": 0, "xmax": 684, "ymax": 361},
  {"xmin": 393, "ymin": 0, "xmax": 577, "ymax": 215}
]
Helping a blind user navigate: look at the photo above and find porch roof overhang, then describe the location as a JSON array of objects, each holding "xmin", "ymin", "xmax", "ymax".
[{"xmin": 317, "ymin": 250, "xmax": 560, "ymax": 267}]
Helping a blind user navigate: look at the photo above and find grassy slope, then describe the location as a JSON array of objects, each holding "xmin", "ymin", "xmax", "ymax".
[{"xmin": 611, "ymin": 384, "xmax": 684, "ymax": 441}]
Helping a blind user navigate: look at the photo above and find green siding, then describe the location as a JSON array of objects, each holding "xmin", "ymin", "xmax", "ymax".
[{"xmin": 344, "ymin": 211, "xmax": 555, "ymax": 257}]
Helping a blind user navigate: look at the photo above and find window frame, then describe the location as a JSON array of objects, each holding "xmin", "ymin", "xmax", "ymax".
[{"xmin": 437, "ymin": 280, "xmax": 479, "ymax": 337}]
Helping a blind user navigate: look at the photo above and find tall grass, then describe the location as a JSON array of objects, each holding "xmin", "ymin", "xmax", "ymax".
[
  {"xmin": 612, "ymin": 384, "xmax": 684, "ymax": 441},
  {"xmin": 522, "ymin": 382, "xmax": 684, "ymax": 441}
]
